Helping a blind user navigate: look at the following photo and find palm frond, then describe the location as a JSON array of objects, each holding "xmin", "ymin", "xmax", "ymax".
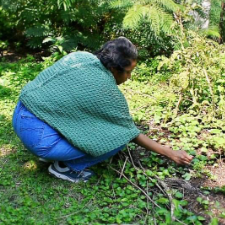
[
  {"xmin": 25, "ymin": 26, "xmax": 50, "ymax": 37},
  {"xmin": 27, "ymin": 37, "xmax": 43, "ymax": 49}
]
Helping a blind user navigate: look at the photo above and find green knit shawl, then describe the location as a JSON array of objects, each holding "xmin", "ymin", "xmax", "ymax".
[{"xmin": 20, "ymin": 52, "xmax": 140, "ymax": 156}]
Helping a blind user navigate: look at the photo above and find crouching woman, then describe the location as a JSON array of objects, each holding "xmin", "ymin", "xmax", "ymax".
[{"xmin": 12, "ymin": 37, "xmax": 193, "ymax": 183}]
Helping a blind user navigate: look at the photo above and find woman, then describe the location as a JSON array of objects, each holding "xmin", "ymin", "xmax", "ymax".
[{"xmin": 12, "ymin": 37, "xmax": 193, "ymax": 183}]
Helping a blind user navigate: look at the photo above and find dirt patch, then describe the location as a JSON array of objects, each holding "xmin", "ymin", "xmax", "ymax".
[
  {"xmin": 191, "ymin": 161, "xmax": 225, "ymax": 188},
  {"xmin": 164, "ymin": 177, "xmax": 225, "ymax": 224},
  {"xmin": 188, "ymin": 161, "xmax": 225, "ymax": 224}
]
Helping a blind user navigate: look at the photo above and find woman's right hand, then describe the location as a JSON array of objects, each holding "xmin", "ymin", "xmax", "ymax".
[
  {"xmin": 167, "ymin": 150, "xmax": 194, "ymax": 165},
  {"xmin": 133, "ymin": 134, "xmax": 194, "ymax": 165}
]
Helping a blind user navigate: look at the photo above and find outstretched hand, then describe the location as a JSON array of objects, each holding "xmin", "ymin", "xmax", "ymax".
[
  {"xmin": 133, "ymin": 134, "xmax": 194, "ymax": 165},
  {"xmin": 169, "ymin": 150, "xmax": 194, "ymax": 165}
]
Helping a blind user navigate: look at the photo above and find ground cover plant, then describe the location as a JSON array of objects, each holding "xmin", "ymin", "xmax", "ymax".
[{"xmin": 1, "ymin": 32, "xmax": 225, "ymax": 224}]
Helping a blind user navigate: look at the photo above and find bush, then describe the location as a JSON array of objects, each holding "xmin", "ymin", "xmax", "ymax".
[{"xmin": 157, "ymin": 31, "xmax": 225, "ymax": 120}]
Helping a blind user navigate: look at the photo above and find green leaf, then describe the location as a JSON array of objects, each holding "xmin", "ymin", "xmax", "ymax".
[
  {"xmin": 210, "ymin": 129, "xmax": 221, "ymax": 134},
  {"xmin": 197, "ymin": 216, "xmax": 206, "ymax": 221},
  {"xmin": 175, "ymin": 191, "xmax": 183, "ymax": 199},
  {"xmin": 157, "ymin": 197, "xmax": 169, "ymax": 204},
  {"xmin": 182, "ymin": 173, "xmax": 192, "ymax": 181},
  {"xmin": 209, "ymin": 218, "xmax": 219, "ymax": 225},
  {"xmin": 43, "ymin": 37, "xmax": 55, "ymax": 44}
]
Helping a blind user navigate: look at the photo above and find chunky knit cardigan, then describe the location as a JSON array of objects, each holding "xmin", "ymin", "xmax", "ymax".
[{"xmin": 20, "ymin": 52, "xmax": 140, "ymax": 156}]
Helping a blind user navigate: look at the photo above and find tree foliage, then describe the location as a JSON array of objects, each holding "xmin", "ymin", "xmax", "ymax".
[
  {"xmin": 0, "ymin": 0, "xmax": 225, "ymax": 56},
  {"xmin": 0, "ymin": 0, "xmax": 125, "ymax": 52}
]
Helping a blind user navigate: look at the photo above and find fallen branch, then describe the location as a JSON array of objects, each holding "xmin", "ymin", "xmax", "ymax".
[
  {"xmin": 109, "ymin": 165, "xmax": 161, "ymax": 209},
  {"xmin": 157, "ymin": 178, "xmax": 175, "ymax": 221},
  {"xmin": 124, "ymin": 150, "xmax": 188, "ymax": 225},
  {"xmin": 137, "ymin": 161, "xmax": 175, "ymax": 221},
  {"xmin": 110, "ymin": 165, "xmax": 188, "ymax": 225}
]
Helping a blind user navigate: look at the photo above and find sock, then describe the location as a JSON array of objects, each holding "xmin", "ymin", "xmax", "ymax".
[{"xmin": 58, "ymin": 161, "xmax": 67, "ymax": 168}]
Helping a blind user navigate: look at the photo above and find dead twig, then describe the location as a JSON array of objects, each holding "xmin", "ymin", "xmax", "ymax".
[
  {"xmin": 173, "ymin": 93, "xmax": 182, "ymax": 119},
  {"xmin": 127, "ymin": 146, "xmax": 137, "ymax": 169},
  {"xmin": 119, "ymin": 156, "xmax": 128, "ymax": 179},
  {"xmin": 138, "ymin": 161, "xmax": 167, "ymax": 197},
  {"xmin": 144, "ymin": 181, "xmax": 151, "ymax": 225},
  {"xmin": 157, "ymin": 178, "xmax": 175, "ymax": 221}
]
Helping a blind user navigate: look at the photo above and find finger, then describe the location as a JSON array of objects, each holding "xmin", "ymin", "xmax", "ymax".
[
  {"xmin": 176, "ymin": 159, "xmax": 188, "ymax": 165},
  {"xmin": 180, "ymin": 159, "xmax": 192, "ymax": 165},
  {"xmin": 184, "ymin": 154, "xmax": 194, "ymax": 161},
  {"xmin": 184, "ymin": 161, "xmax": 192, "ymax": 165},
  {"xmin": 187, "ymin": 156, "xmax": 194, "ymax": 162},
  {"xmin": 184, "ymin": 157, "xmax": 192, "ymax": 163},
  {"xmin": 188, "ymin": 155, "xmax": 194, "ymax": 160}
]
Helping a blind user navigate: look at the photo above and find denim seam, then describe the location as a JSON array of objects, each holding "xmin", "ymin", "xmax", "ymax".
[
  {"xmin": 34, "ymin": 123, "xmax": 45, "ymax": 148},
  {"xmin": 13, "ymin": 103, "xmax": 24, "ymax": 132}
]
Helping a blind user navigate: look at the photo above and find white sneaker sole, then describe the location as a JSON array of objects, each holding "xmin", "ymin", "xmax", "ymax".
[{"xmin": 48, "ymin": 165, "xmax": 88, "ymax": 183}]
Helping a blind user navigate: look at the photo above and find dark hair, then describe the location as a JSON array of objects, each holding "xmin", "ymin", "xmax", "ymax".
[{"xmin": 94, "ymin": 37, "xmax": 138, "ymax": 73}]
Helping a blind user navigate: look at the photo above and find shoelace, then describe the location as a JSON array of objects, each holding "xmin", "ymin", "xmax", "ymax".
[
  {"xmin": 69, "ymin": 170, "xmax": 84, "ymax": 178},
  {"xmin": 77, "ymin": 171, "xmax": 84, "ymax": 177}
]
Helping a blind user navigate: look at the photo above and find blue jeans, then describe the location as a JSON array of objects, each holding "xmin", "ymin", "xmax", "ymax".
[{"xmin": 12, "ymin": 101, "xmax": 125, "ymax": 171}]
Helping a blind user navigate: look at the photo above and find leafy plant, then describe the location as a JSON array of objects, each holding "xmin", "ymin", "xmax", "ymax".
[{"xmin": 157, "ymin": 31, "xmax": 225, "ymax": 120}]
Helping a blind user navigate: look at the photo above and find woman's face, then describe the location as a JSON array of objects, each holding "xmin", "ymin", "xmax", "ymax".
[{"xmin": 111, "ymin": 60, "xmax": 137, "ymax": 85}]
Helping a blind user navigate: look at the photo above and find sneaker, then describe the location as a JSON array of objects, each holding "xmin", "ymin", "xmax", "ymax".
[{"xmin": 48, "ymin": 161, "xmax": 94, "ymax": 183}]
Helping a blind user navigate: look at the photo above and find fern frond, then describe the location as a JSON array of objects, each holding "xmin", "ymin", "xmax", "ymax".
[
  {"xmin": 146, "ymin": 6, "xmax": 174, "ymax": 34},
  {"xmin": 144, "ymin": 6, "xmax": 161, "ymax": 34},
  {"xmin": 123, "ymin": 4, "xmax": 146, "ymax": 29},
  {"xmin": 140, "ymin": 0, "xmax": 181, "ymax": 12},
  {"xmin": 160, "ymin": 12, "xmax": 174, "ymax": 34},
  {"xmin": 123, "ymin": 3, "xmax": 174, "ymax": 35},
  {"xmin": 109, "ymin": 0, "xmax": 134, "ymax": 9},
  {"xmin": 60, "ymin": 10, "xmax": 78, "ymax": 24},
  {"xmin": 0, "ymin": 0, "xmax": 17, "ymax": 11},
  {"xmin": 194, "ymin": 6, "xmax": 206, "ymax": 20}
]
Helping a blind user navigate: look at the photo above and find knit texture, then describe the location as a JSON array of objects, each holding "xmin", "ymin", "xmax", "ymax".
[{"xmin": 20, "ymin": 52, "xmax": 140, "ymax": 156}]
